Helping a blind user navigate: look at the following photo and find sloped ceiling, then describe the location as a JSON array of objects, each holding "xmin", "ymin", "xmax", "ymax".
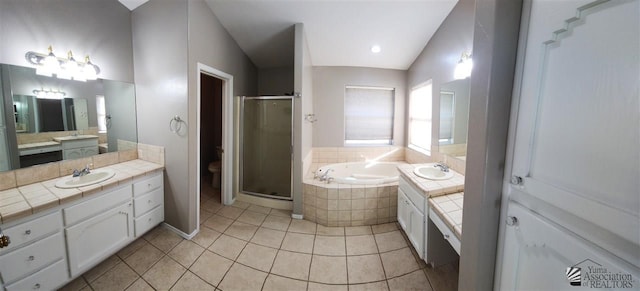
[
  {"xmin": 120, "ymin": 0, "xmax": 458, "ymax": 70},
  {"xmin": 205, "ymin": 0, "xmax": 458, "ymax": 70}
]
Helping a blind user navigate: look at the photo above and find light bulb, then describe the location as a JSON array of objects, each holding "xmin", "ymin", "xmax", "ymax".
[{"xmin": 83, "ymin": 56, "xmax": 98, "ymax": 80}]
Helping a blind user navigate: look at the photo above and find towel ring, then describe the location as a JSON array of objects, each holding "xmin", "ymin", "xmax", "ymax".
[{"xmin": 169, "ymin": 115, "xmax": 183, "ymax": 133}]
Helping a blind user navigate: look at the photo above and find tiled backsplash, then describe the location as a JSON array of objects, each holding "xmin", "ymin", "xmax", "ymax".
[
  {"xmin": 0, "ymin": 143, "xmax": 164, "ymax": 191},
  {"xmin": 309, "ymin": 146, "xmax": 465, "ymax": 176},
  {"xmin": 17, "ymin": 127, "xmax": 100, "ymax": 145},
  {"xmin": 309, "ymin": 146, "xmax": 405, "ymax": 175}
]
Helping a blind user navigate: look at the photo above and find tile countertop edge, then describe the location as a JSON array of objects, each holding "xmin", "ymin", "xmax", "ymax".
[
  {"xmin": 429, "ymin": 194, "xmax": 464, "ymax": 240},
  {"xmin": 0, "ymin": 159, "xmax": 164, "ymax": 225},
  {"xmin": 397, "ymin": 164, "xmax": 465, "ymax": 198}
]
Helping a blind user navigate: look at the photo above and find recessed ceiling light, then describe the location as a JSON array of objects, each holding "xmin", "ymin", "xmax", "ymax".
[{"xmin": 371, "ymin": 45, "xmax": 381, "ymax": 53}]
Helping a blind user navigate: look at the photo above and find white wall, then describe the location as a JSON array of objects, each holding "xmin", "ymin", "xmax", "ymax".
[
  {"xmin": 187, "ymin": 0, "xmax": 258, "ymax": 230},
  {"xmin": 0, "ymin": 0, "xmax": 134, "ymax": 82},
  {"xmin": 312, "ymin": 67, "xmax": 406, "ymax": 147},
  {"xmin": 134, "ymin": 0, "xmax": 257, "ymax": 234},
  {"xmin": 132, "ymin": 0, "xmax": 190, "ymax": 232},
  {"xmin": 293, "ymin": 23, "xmax": 314, "ymax": 214},
  {"xmin": 258, "ymin": 67, "xmax": 293, "ymax": 96},
  {"xmin": 407, "ymin": 0, "xmax": 475, "ymax": 154}
]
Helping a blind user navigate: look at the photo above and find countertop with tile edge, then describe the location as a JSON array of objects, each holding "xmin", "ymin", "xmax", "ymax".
[
  {"xmin": 429, "ymin": 192, "xmax": 464, "ymax": 240},
  {"xmin": 0, "ymin": 142, "xmax": 165, "ymax": 225},
  {"xmin": 17, "ymin": 141, "xmax": 62, "ymax": 150},
  {"xmin": 397, "ymin": 163, "xmax": 465, "ymax": 198},
  {"xmin": 0, "ymin": 160, "xmax": 164, "ymax": 224}
]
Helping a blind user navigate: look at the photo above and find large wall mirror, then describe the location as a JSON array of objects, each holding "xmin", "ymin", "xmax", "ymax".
[
  {"xmin": 438, "ymin": 78, "xmax": 469, "ymax": 160},
  {"xmin": 0, "ymin": 64, "xmax": 137, "ymax": 171}
]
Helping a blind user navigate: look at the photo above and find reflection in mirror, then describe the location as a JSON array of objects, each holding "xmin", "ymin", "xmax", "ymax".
[
  {"xmin": 0, "ymin": 64, "xmax": 138, "ymax": 171},
  {"xmin": 438, "ymin": 78, "xmax": 470, "ymax": 160}
]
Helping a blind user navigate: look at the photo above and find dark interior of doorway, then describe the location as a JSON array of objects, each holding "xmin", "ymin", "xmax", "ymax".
[{"xmin": 200, "ymin": 73, "xmax": 223, "ymax": 204}]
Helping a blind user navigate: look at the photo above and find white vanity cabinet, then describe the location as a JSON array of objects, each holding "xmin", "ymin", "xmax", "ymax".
[
  {"xmin": 58, "ymin": 137, "xmax": 99, "ymax": 160},
  {"xmin": 397, "ymin": 177, "xmax": 425, "ymax": 259},
  {"xmin": 0, "ymin": 168, "xmax": 165, "ymax": 290},
  {"xmin": 0, "ymin": 212, "xmax": 68, "ymax": 291},
  {"xmin": 65, "ymin": 186, "xmax": 134, "ymax": 277},
  {"xmin": 132, "ymin": 172, "xmax": 164, "ymax": 236}
]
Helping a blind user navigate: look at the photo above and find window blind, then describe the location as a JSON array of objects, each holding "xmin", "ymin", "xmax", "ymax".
[{"xmin": 344, "ymin": 87, "xmax": 394, "ymax": 144}]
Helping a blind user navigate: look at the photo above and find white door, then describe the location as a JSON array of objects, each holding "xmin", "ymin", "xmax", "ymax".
[{"xmin": 498, "ymin": 0, "xmax": 640, "ymax": 288}]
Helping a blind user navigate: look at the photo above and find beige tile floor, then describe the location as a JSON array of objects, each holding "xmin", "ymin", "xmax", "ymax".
[{"xmin": 59, "ymin": 181, "xmax": 458, "ymax": 291}]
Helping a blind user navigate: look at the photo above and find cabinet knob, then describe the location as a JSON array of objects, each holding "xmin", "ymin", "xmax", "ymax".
[
  {"xmin": 444, "ymin": 234, "xmax": 450, "ymax": 240},
  {"xmin": 148, "ymin": 199, "xmax": 152, "ymax": 204},
  {"xmin": 33, "ymin": 283, "xmax": 41, "ymax": 289},
  {"xmin": 27, "ymin": 255, "xmax": 35, "ymax": 261},
  {"xmin": 506, "ymin": 216, "xmax": 519, "ymax": 227},
  {"xmin": 25, "ymin": 230, "xmax": 31, "ymax": 235}
]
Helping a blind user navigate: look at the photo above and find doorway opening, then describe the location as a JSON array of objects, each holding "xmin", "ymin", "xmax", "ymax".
[
  {"xmin": 196, "ymin": 63, "xmax": 234, "ymax": 233},
  {"xmin": 200, "ymin": 73, "xmax": 223, "ymax": 205}
]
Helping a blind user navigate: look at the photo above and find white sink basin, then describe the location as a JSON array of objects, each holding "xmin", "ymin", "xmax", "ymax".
[
  {"xmin": 413, "ymin": 164, "xmax": 454, "ymax": 180},
  {"xmin": 55, "ymin": 169, "xmax": 116, "ymax": 189}
]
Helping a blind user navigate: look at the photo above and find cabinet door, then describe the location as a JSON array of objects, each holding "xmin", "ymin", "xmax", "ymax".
[
  {"xmin": 63, "ymin": 148, "xmax": 83, "ymax": 160},
  {"xmin": 407, "ymin": 201, "xmax": 424, "ymax": 259},
  {"xmin": 81, "ymin": 146, "xmax": 99, "ymax": 158},
  {"xmin": 66, "ymin": 202, "xmax": 133, "ymax": 276},
  {"xmin": 498, "ymin": 202, "xmax": 639, "ymax": 290},
  {"xmin": 397, "ymin": 189, "xmax": 410, "ymax": 231}
]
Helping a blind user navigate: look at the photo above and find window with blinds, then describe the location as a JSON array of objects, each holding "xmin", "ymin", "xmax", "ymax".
[
  {"xmin": 344, "ymin": 86, "xmax": 395, "ymax": 145},
  {"xmin": 409, "ymin": 81, "xmax": 432, "ymax": 154}
]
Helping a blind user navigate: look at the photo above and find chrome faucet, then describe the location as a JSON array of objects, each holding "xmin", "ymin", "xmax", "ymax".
[
  {"xmin": 318, "ymin": 168, "xmax": 333, "ymax": 182},
  {"xmin": 434, "ymin": 162, "xmax": 450, "ymax": 172},
  {"xmin": 73, "ymin": 164, "xmax": 92, "ymax": 177}
]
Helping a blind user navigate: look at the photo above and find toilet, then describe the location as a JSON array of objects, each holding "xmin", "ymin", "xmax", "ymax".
[{"xmin": 208, "ymin": 146, "xmax": 223, "ymax": 188}]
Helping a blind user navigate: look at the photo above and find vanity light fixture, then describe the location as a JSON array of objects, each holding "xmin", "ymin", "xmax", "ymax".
[
  {"xmin": 371, "ymin": 45, "xmax": 381, "ymax": 53},
  {"xmin": 33, "ymin": 88, "xmax": 67, "ymax": 99},
  {"xmin": 454, "ymin": 51, "xmax": 473, "ymax": 80},
  {"xmin": 25, "ymin": 46, "xmax": 100, "ymax": 82}
]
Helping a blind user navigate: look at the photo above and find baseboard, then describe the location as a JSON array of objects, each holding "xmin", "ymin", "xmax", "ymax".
[
  {"xmin": 163, "ymin": 222, "xmax": 198, "ymax": 240},
  {"xmin": 291, "ymin": 213, "xmax": 304, "ymax": 220}
]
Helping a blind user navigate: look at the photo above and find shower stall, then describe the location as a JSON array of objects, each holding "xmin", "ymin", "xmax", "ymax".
[{"xmin": 240, "ymin": 96, "xmax": 293, "ymax": 200}]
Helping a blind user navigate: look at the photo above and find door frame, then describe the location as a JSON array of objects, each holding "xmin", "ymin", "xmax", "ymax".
[{"xmin": 196, "ymin": 63, "xmax": 234, "ymax": 224}]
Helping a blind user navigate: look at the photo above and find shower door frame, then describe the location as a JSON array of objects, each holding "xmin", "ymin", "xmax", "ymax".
[{"xmin": 239, "ymin": 96, "xmax": 294, "ymax": 201}]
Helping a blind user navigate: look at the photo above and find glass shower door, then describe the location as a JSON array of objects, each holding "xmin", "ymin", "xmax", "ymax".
[{"xmin": 240, "ymin": 96, "xmax": 292, "ymax": 200}]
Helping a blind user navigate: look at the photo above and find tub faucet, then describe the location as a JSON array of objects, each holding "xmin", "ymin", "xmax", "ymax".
[
  {"xmin": 434, "ymin": 162, "xmax": 450, "ymax": 172},
  {"xmin": 318, "ymin": 168, "xmax": 333, "ymax": 182}
]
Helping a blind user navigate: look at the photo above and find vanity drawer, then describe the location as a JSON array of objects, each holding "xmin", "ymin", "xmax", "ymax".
[
  {"xmin": 134, "ymin": 206, "xmax": 164, "ymax": 237},
  {"xmin": 133, "ymin": 173, "xmax": 163, "ymax": 197},
  {"xmin": 0, "ymin": 232, "xmax": 66, "ymax": 283},
  {"xmin": 0, "ymin": 211, "xmax": 62, "ymax": 253},
  {"xmin": 60, "ymin": 138, "xmax": 98, "ymax": 150},
  {"xmin": 4, "ymin": 259, "xmax": 68, "ymax": 291},
  {"xmin": 64, "ymin": 186, "xmax": 132, "ymax": 226},
  {"xmin": 429, "ymin": 209, "xmax": 461, "ymax": 255},
  {"xmin": 134, "ymin": 188, "xmax": 163, "ymax": 217}
]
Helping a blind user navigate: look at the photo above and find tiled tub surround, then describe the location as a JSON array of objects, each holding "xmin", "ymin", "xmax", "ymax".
[
  {"xmin": 310, "ymin": 146, "xmax": 466, "ymax": 178},
  {"xmin": 303, "ymin": 181, "xmax": 399, "ymax": 227}
]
